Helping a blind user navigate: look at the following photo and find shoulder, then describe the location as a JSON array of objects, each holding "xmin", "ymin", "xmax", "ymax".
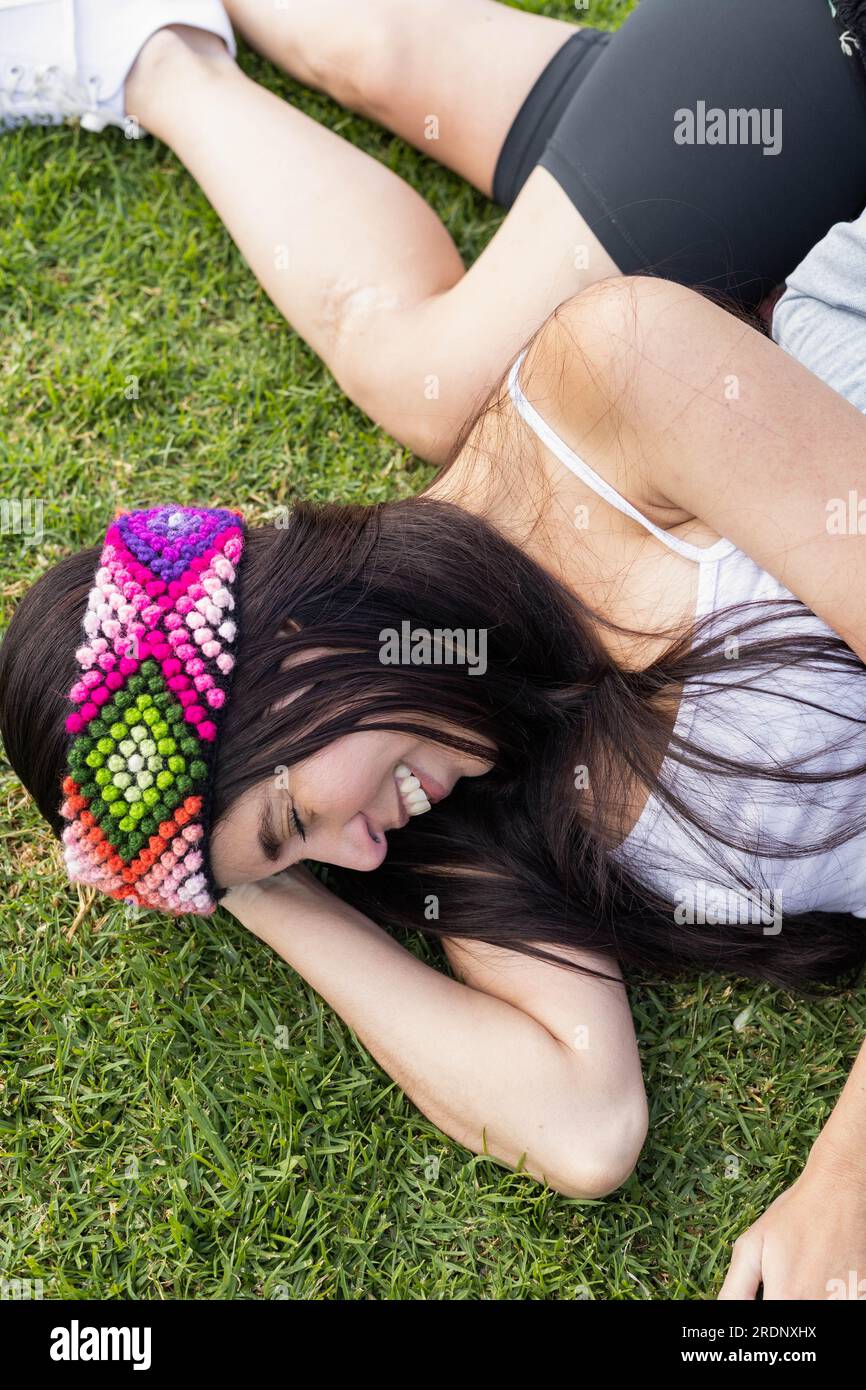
[
  {"xmin": 430, "ymin": 276, "xmax": 745, "ymax": 534},
  {"xmin": 514, "ymin": 276, "xmax": 742, "ymax": 516},
  {"xmin": 540, "ymin": 274, "xmax": 756, "ymax": 411}
]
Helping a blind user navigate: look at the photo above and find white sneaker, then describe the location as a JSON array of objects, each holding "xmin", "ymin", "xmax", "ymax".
[{"xmin": 0, "ymin": 0, "xmax": 236, "ymax": 137}]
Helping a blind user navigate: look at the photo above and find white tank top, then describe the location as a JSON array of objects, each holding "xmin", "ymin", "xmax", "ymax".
[{"xmin": 508, "ymin": 348, "xmax": 866, "ymax": 922}]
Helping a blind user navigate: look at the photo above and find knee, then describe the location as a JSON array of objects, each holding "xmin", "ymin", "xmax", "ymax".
[
  {"xmin": 334, "ymin": 349, "xmax": 459, "ymax": 466},
  {"xmin": 126, "ymin": 22, "xmax": 238, "ymax": 121},
  {"xmin": 326, "ymin": 292, "xmax": 468, "ymax": 465},
  {"xmin": 303, "ymin": 5, "xmax": 414, "ymax": 120},
  {"xmin": 332, "ymin": 361, "xmax": 472, "ymax": 468}
]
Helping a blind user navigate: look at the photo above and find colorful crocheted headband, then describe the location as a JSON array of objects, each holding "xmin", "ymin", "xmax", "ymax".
[{"xmin": 58, "ymin": 506, "xmax": 246, "ymax": 916}]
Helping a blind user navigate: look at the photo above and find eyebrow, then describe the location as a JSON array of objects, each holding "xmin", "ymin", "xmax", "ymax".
[{"xmin": 257, "ymin": 797, "xmax": 288, "ymax": 863}]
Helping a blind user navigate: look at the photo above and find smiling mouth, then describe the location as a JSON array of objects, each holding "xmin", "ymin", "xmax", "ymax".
[
  {"xmin": 363, "ymin": 764, "xmax": 444, "ymax": 845},
  {"xmin": 394, "ymin": 762, "xmax": 433, "ymax": 820}
]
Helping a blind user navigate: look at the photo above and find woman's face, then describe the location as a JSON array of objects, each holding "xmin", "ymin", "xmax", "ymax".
[{"xmin": 210, "ymin": 726, "xmax": 494, "ymax": 886}]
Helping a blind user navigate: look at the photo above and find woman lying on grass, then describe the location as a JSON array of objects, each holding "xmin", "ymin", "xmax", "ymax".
[{"xmin": 4, "ymin": 0, "xmax": 866, "ymax": 1300}]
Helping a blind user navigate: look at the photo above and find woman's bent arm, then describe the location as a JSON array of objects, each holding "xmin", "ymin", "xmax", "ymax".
[
  {"xmin": 222, "ymin": 869, "xmax": 647, "ymax": 1200},
  {"xmin": 542, "ymin": 274, "xmax": 866, "ymax": 666}
]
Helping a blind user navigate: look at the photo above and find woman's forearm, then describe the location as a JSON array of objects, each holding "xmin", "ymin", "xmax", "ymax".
[
  {"xmin": 223, "ymin": 877, "xmax": 634, "ymax": 1198},
  {"xmin": 718, "ymin": 1031, "xmax": 866, "ymax": 1299},
  {"xmin": 808, "ymin": 1031, "xmax": 866, "ymax": 1185}
]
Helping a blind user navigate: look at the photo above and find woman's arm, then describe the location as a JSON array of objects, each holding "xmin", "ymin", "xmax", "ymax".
[
  {"xmin": 811, "ymin": 1031, "xmax": 866, "ymax": 1176},
  {"xmin": 719, "ymin": 1034, "xmax": 866, "ymax": 1299},
  {"xmin": 541, "ymin": 274, "xmax": 866, "ymax": 665},
  {"xmin": 542, "ymin": 275, "xmax": 866, "ymax": 1295},
  {"xmin": 221, "ymin": 868, "xmax": 647, "ymax": 1199}
]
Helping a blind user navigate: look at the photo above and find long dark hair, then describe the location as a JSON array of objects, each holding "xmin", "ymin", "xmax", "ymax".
[{"xmin": 3, "ymin": 473, "xmax": 866, "ymax": 995}]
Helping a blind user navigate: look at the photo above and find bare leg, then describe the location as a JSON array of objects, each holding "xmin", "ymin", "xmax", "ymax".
[
  {"xmin": 126, "ymin": 26, "xmax": 619, "ymax": 464},
  {"xmin": 224, "ymin": 0, "xmax": 579, "ymax": 198}
]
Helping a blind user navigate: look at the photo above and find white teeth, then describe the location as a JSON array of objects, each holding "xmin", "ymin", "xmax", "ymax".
[
  {"xmin": 402, "ymin": 785, "xmax": 431, "ymax": 812},
  {"xmin": 394, "ymin": 763, "xmax": 431, "ymax": 817}
]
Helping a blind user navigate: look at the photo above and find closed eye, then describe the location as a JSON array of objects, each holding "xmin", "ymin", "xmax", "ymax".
[
  {"xmin": 257, "ymin": 796, "xmax": 308, "ymax": 862},
  {"xmin": 290, "ymin": 804, "xmax": 307, "ymax": 842}
]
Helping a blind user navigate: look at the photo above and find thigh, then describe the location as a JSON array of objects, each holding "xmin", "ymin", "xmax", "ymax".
[
  {"xmin": 229, "ymin": 0, "xmax": 581, "ymax": 198},
  {"xmin": 532, "ymin": 0, "xmax": 866, "ymax": 308},
  {"xmin": 349, "ymin": 0, "xmax": 580, "ymax": 198}
]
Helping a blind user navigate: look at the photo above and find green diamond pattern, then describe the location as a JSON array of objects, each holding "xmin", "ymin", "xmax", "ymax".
[{"xmin": 66, "ymin": 660, "xmax": 209, "ymax": 861}]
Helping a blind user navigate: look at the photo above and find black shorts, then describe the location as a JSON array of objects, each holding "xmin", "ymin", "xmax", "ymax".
[{"xmin": 492, "ymin": 0, "xmax": 866, "ymax": 308}]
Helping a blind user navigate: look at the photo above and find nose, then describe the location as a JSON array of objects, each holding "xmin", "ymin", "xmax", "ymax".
[{"xmin": 320, "ymin": 812, "xmax": 388, "ymax": 872}]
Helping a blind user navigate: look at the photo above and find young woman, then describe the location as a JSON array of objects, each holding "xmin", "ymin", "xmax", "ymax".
[{"xmin": 5, "ymin": 0, "xmax": 866, "ymax": 1300}]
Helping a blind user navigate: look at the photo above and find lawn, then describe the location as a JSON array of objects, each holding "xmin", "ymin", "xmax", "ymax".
[{"xmin": 1, "ymin": 0, "xmax": 863, "ymax": 1301}]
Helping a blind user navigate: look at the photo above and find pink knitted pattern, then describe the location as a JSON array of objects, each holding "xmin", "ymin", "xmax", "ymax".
[{"xmin": 58, "ymin": 506, "xmax": 245, "ymax": 916}]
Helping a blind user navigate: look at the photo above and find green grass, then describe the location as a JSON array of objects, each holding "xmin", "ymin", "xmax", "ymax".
[{"xmin": 1, "ymin": 0, "xmax": 864, "ymax": 1300}]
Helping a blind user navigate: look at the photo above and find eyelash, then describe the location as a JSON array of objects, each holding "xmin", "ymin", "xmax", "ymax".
[
  {"xmin": 261, "ymin": 801, "xmax": 307, "ymax": 860},
  {"xmin": 289, "ymin": 802, "xmax": 307, "ymax": 843}
]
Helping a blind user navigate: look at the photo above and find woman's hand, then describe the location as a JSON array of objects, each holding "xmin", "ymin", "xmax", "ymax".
[{"xmin": 718, "ymin": 1149, "xmax": 866, "ymax": 1299}]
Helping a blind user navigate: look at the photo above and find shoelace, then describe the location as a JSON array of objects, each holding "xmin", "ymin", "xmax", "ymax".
[
  {"xmin": 0, "ymin": 62, "xmax": 101, "ymax": 124},
  {"xmin": 0, "ymin": 1, "xmax": 103, "ymax": 128}
]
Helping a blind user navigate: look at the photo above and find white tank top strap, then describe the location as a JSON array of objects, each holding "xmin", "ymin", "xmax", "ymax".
[{"xmin": 507, "ymin": 348, "xmax": 738, "ymax": 566}]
